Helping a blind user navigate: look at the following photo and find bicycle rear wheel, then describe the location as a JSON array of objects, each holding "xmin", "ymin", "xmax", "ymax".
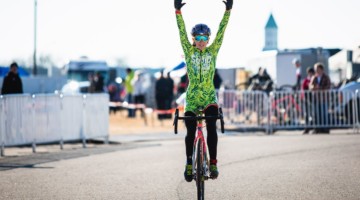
[{"xmin": 196, "ymin": 140, "xmax": 205, "ymax": 200}]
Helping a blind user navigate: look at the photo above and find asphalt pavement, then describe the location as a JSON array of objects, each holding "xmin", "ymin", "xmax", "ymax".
[{"xmin": 0, "ymin": 131, "xmax": 360, "ymax": 200}]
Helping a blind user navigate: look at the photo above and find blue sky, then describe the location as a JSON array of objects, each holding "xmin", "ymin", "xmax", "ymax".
[{"xmin": 0, "ymin": 0, "xmax": 359, "ymax": 68}]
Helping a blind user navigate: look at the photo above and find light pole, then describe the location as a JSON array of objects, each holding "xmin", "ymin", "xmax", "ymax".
[{"xmin": 33, "ymin": 0, "xmax": 37, "ymax": 75}]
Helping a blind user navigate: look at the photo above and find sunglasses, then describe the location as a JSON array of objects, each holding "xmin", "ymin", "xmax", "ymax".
[{"xmin": 194, "ymin": 35, "xmax": 209, "ymax": 42}]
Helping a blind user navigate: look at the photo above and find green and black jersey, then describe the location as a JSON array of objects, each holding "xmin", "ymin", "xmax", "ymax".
[{"xmin": 176, "ymin": 11, "xmax": 231, "ymax": 114}]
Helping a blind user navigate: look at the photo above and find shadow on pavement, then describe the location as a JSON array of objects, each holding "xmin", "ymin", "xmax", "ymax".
[{"xmin": 0, "ymin": 143, "xmax": 160, "ymax": 171}]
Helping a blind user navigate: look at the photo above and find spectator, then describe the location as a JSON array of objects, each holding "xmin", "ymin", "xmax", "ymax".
[
  {"xmin": 309, "ymin": 62, "xmax": 331, "ymax": 134},
  {"xmin": 292, "ymin": 58, "xmax": 302, "ymax": 91},
  {"xmin": 177, "ymin": 72, "xmax": 188, "ymax": 95},
  {"xmin": 302, "ymin": 67, "xmax": 315, "ymax": 134},
  {"xmin": 125, "ymin": 68, "xmax": 135, "ymax": 118},
  {"xmin": 165, "ymin": 72, "xmax": 175, "ymax": 118},
  {"xmin": 133, "ymin": 72, "xmax": 146, "ymax": 117},
  {"xmin": 94, "ymin": 72, "xmax": 104, "ymax": 93},
  {"xmin": 248, "ymin": 67, "xmax": 273, "ymax": 93},
  {"xmin": 108, "ymin": 82, "xmax": 122, "ymax": 102},
  {"xmin": 88, "ymin": 73, "xmax": 96, "ymax": 93},
  {"xmin": 155, "ymin": 71, "xmax": 169, "ymax": 120},
  {"xmin": 1, "ymin": 62, "xmax": 23, "ymax": 94},
  {"xmin": 248, "ymin": 67, "xmax": 262, "ymax": 87}
]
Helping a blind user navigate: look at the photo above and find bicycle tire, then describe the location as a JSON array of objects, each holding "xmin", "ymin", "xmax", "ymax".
[
  {"xmin": 174, "ymin": 109, "xmax": 179, "ymax": 134},
  {"xmin": 196, "ymin": 140, "xmax": 205, "ymax": 200}
]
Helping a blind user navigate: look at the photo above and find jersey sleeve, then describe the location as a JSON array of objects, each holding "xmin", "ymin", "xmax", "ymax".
[
  {"xmin": 210, "ymin": 11, "xmax": 231, "ymax": 55},
  {"xmin": 176, "ymin": 13, "xmax": 192, "ymax": 56}
]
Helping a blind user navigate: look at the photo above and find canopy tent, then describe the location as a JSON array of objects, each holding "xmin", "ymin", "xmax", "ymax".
[
  {"xmin": 66, "ymin": 60, "xmax": 108, "ymax": 71},
  {"xmin": 0, "ymin": 66, "xmax": 30, "ymax": 77},
  {"xmin": 171, "ymin": 62, "xmax": 186, "ymax": 71},
  {"xmin": 164, "ymin": 61, "xmax": 187, "ymax": 78}
]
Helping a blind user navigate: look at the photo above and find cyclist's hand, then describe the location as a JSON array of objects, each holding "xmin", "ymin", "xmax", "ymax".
[
  {"xmin": 223, "ymin": 0, "xmax": 233, "ymax": 10},
  {"xmin": 175, "ymin": 0, "xmax": 186, "ymax": 10}
]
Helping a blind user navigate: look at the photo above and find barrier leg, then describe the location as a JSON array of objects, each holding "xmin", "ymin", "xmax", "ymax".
[
  {"xmin": 60, "ymin": 139, "xmax": 64, "ymax": 150},
  {"xmin": 82, "ymin": 137, "xmax": 87, "ymax": 148},
  {"xmin": 151, "ymin": 111, "xmax": 155, "ymax": 127},
  {"xmin": 32, "ymin": 140, "xmax": 36, "ymax": 153},
  {"xmin": 142, "ymin": 109, "xmax": 148, "ymax": 126},
  {"xmin": 82, "ymin": 96, "xmax": 87, "ymax": 149},
  {"xmin": 1, "ymin": 142, "xmax": 4, "ymax": 157},
  {"xmin": 104, "ymin": 135, "xmax": 109, "ymax": 145}
]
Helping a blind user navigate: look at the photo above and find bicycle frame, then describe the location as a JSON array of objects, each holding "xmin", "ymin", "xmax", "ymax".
[
  {"xmin": 271, "ymin": 93, "xmax": 303, "ymax": 124},
  {"xmin": 192, "ymin": 118, "xmax": 210, "ymax": 180}
]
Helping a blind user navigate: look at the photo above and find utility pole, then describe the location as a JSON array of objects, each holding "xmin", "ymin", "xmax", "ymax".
[{"xmin": 33, "ymin": 0, "xmax": 37, "ymax": 75}]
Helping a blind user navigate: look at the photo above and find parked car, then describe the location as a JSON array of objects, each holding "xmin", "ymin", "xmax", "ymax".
[
  {"xmin": 61, "ymin": 81, "xmax": 90, "ymax": 94},
  {"xmin": 336, "ymin": 78, "xmax": 360, "ymax": 124}
]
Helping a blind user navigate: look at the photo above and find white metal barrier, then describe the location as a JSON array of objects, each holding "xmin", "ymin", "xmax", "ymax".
[
  {"xmin": 33, "ymin": 94, "xmax": 62, "ymax": 144},
  {"xmin": 1, "ymin": 95, "xmax": 34, "ymax": 146},
  {"xmin": 218, "ymin": 89, "xmax": 360, "ymax": 133},
  {"xmin": 60, "ymin": 95, "xmax": 84, "ymax": 141},
  {"xmin": 0, "ymin": 93, "xmax": 109, "ymax": 153},
  {"xmin": 218, "ymin": 90, "xmax": 270, "ymax": 131},
  {"xmin": 355, "ymin": 90, "xmax": 360, "ymax": 134},
  {"xmin": 83, "ymin": 94, "xmax": 109, "ymax": 141},
  {"xmin": 269, "ymin": 90, "xmax": 357, "ymax": 131}
]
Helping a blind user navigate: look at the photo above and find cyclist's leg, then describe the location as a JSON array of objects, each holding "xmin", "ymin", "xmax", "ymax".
[
  {"xmin": 184, "ymin": 111, "xmax": 196, "ymax": 182},
  {"xmin": 205, "ymin": 105, "xmax": 219, "ymax": 178},
  {"xmin": 185, "ymin": 111, "xmax": 197, "ymax": 162},
  {"xmin": 204, "ymin": 105, "xmax": 218, "ymax": 162}
]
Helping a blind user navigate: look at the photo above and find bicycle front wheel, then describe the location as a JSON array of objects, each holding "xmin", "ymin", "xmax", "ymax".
[{"xmin": 196, "ymin": 140, "xmax": 205, "ymax": 200}]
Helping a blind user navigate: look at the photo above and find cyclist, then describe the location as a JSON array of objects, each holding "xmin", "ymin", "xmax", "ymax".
[{"xmin": 174, "ymin": 0, "xmax": 232, "ymax": 182}]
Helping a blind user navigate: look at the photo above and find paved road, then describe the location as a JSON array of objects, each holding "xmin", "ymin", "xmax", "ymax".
[{"xmin": 1, "ymin": 133, "xmax": 360, "ymax": 200}]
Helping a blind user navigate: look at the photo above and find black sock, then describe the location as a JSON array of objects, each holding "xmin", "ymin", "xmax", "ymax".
[{"xmin": 186, "ymin": 157, "xmax": 192, "ymax": 165}]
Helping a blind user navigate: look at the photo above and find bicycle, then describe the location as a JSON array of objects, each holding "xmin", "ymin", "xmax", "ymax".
[
  {"xmin": 270, "ymin": 85, "xmax": 316, "ymax": 126},
  {"xmin": 173, "ymin": 107, "xmax": 225, "ymax": 200}
]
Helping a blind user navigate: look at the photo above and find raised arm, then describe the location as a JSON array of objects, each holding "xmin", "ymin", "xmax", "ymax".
[
  {"xmin": 175, "ymin": 0, "xmax": 192, "ymax": 55},
  {"xmin": 210, "ymin": 0, "xmax": 232, "ymax": 54}
]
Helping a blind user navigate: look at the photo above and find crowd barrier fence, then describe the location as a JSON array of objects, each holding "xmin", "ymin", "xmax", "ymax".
[
  {"xmin": 1, "ymin": 89, "xmax": 358, "ymax": 156},
  {"xmin": 0, "ymin": 93, "xmax": 109, "ymax": 156},
  {"xmin": 218, "ymin": 89, "xmax": 360, "ymax": 134}
]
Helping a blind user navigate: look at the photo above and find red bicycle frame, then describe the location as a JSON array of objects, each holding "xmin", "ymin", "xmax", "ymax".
[{"xmin": 192, "ymin": 120, "xmax": 209, "ymax": 176}]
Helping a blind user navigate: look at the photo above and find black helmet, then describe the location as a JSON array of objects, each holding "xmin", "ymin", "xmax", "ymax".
[{"xmin": 191, "ymin": 24, "xmax": 211, "ymax": 36}]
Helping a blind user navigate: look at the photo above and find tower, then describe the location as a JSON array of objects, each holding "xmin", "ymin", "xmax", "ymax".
[{"xmin": 263, "ymin": 14, "xmax": 278, "ymax": 51}]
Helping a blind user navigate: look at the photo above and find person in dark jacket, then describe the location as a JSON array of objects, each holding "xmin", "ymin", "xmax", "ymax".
[
  {"xmin": 1, "ymin": 62, "xmax": 23, "ymax": 94},
  {"xmin": 94, "ymin": 72, "xmax": 104, "ymax": 93},
  {"xmin": 248, "ymin": 67, "xmax": 273, "ymax": 93},
  {"xmin": 309, "ymin": 62, "xmax": 331, "ymax": 134},
  {"xmin": 177, "ymin": 72, "xmax": 188, "ymax": 95},
  {"xmin": 155, "ymin": 71, "xmax": 169, "ymax": 120},
  {"xmin": 165, "ymin": 72, "xmax": 175, "ymax": 118}
]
